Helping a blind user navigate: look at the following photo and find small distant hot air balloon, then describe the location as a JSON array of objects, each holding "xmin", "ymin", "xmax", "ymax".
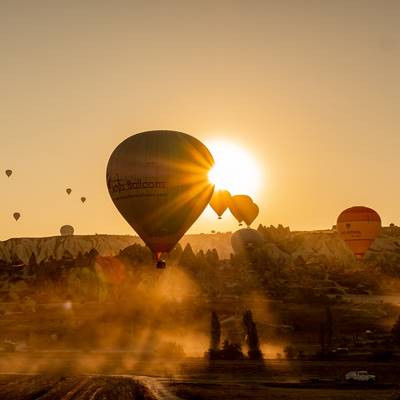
[
  {"xmin": 5, "ymin": 169, "xmax": 12, "ymax": 178},
  {"xmin": 60, "ymin": 225, "xmax": 74, "ymax": 236},
  {"xmin": 337, "ymin": 206, "xmax": 381, "ymax": 259},
  {"xmin": 209, "ymin": 189, "xmax": 231, "ymax": 219},
  {"xmin": 66, "ymin": 188, "xmax": 72, "ymax": 195},
  {"xmin": 107, "ymin": 130, "xmax": 214, "ymax": 268},
  {"xmin": 231, "ymin": 228, "xmax": 264, "ymax": 254},
  {"xmin": 81, "ymin": 197, "xmax": 86, "ymax": 203},
  {"xmin": 228, "ymin": 195, "xmax": 254, "ymax": 226},
  {"xmin": 13, "ymin": 212, "xmax": 20, "ymax": 221}
]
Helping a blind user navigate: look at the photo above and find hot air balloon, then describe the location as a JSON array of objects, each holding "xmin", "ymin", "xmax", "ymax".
[
  {"xmin": 81, "ymin": 197, "xmax": 86, "ymax": 203},
  {"xmin": 107, "ymin": 130, "xmax": 214, "ymax": 268},
  {"xmin": 66, "ymin": 188, "xmax": 72, "ymax": 195},
  {"xmin": 13, "ymin": 212, "xmax": 20, "ymax": 221},
  {"xmin": 231, "ymin": 228, "xmax": 264, "ymax": 254},
  {"xmin": 228, "ymin": 195, "xmax": 254, "ymax": 226},
  {"xmin": 95, "ymin": 256, "xmax": 126, "ymax": 285},
  {"xmin": 209, "ymin": 189, "xmax": 231, "ymax": 219},
  {"xmin": 337, "ymin": 206, "xmax": 381, "ymax": 259},
  {"xmin": 60, "ymin": 225, "xmax": 74, "ymax": 236},
  {"xmin": 243, "ymin": 202, "xmax": 259, "ymax": 227},
  {"xmin": 5, "ymin": 169, "xmax": 12, "ymax": 177}
]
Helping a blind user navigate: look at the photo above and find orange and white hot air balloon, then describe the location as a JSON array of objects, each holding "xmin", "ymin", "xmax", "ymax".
[
  {"xmin": 336, "ymin": 206, "xmax": 381, "ymax": 260},
  {"xmin": 209, "ymin": 189, "xmax": 231, "ymax": 219}
]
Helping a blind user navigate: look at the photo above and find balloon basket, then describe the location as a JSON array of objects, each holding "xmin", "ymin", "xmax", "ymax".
[{"xmin": 156, "ymin": 260, "xmax": 166, "ymax": 269}]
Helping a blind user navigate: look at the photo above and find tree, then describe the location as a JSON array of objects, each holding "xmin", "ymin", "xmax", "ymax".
[
  {"xmin": 243, "ymin": 309, "xmax": 263, "ymax": 360},
  {"xmin": 221, "ymin": 340, "xmax": 244, "ymax": 360},
  {"xmin": 210, "ymin": 311, "xmax": 221, "ymax": 351},
  {"xmin": 179, "ymin": 244, "xmax": 196, "ymax": 269},
  {"xmin": 205, "ymin": 249, "xmax": 219, "ymax": 267}
]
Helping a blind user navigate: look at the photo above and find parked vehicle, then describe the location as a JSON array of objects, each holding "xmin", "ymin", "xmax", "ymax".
[
  {"xmin": 333, "ymin": 347, "xmax": 349, "ymax": 355},
  {"xmin": 345, "ymin": 370, "xmax": 376, "ymax": 383}
]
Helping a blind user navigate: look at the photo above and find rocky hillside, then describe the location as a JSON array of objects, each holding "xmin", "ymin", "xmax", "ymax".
[
  {"xmin": 0, "ymin": 235, "xmax": 140, "ymax": 265},
  {"xmin": 255, "ymin": 224, "xmax": 400, "ymax": 271},
  {"xmin": 0, "ymin": 233, "xmax": 233, "ymax": 266},
  {"xmin": 1, "ymin": 225, "xmax": 400, "ymax": 268}
]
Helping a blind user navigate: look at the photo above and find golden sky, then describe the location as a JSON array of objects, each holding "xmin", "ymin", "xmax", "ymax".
[{"xmin": 1, "ymin": 0, "xmax": 400, "ymax": 239}]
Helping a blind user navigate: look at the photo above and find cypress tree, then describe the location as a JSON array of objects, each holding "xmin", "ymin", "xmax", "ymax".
[{"xmin": 243, "ymin": 309, "xmax": 263, "ymax": 360}]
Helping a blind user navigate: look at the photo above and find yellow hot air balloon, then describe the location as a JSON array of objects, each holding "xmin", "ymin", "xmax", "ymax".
[
  {"xmin": 337, "ymin": 206, "xmax": 381, "ymax": 260},
  {"xmin": 228, "ymin": 195, "xmax": 253, "ymax": 226},
  {"xmin": 209, "ymin": 189, "xmax": 231, "ymax": 219},
  {"xmin": 107, "ymin": 130, "xmax": 214, "ymax": 268},
  {"xmin": 243, "ymin": 202, "xmax": 259, "ymax": 227}
]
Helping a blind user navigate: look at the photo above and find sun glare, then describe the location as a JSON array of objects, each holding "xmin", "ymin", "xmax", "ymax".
[{"xmin": 206, "ymin": 140, "xmax": 261, "ymax": 198}]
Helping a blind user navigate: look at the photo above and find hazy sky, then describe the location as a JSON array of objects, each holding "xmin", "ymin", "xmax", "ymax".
[{"xmin": 1, "ymin": 0, "xmax": 400, "ymax": 239}]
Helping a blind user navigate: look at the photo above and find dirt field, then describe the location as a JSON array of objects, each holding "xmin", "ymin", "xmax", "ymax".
[
  {"xmin": 0, "ymin": 374, "xmax": 397, "ymax": 400},
  {"xmin": 171, "ymin": 383, "xmax": 397, "ymax": 400},
  {"xmin": 0, "ymin": 357, "xmax": 399, "ymax": 399},
  {"xmin": 0, "ymin": 374, "xmax": 158, "ymax": 399}
]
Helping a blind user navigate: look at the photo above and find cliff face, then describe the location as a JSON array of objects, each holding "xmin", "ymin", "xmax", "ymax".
[
  {"xmin": 0, "ymin": 235, "xmax": 140, "ymax": 265},
  {"xmin": 0, "ymin": 232, "xmax": 233, "ymax": 266},
  {"xmin": 255, "ymin": 225, "xmax": 400, "ymax": 270},
  {"xmin": 1, "ymin": 225, "xmax": 400, "ymax": 268}
]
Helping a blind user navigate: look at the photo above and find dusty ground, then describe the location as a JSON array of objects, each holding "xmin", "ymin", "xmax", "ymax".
[
  {"xmin": 171, "ymin": 383, "xmax": 397, "ymax": 400},
  {"xmin": 0, "ymin": 357, "xmax": 399, "ymax": 399},
  {"xmin": 3, "ymin": 355, "xmax": 400, "ymax": 383},
  {"xmin": 0, "ymin": 374, "xmax": 397, "ymax": 400},
  {"xmin": 0, "ymin": 374, "xmax": 157, "ymax": 400}
]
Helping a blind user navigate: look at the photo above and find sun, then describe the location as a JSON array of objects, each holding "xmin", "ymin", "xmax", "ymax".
[{"xmin": 206, "ymin": 140, "xmax": 261, "ymax": 198}]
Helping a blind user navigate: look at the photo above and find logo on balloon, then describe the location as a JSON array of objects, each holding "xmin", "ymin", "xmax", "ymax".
[{"xmin": 108, "ymin": 177, "xmax": 168, "ymax": 199}]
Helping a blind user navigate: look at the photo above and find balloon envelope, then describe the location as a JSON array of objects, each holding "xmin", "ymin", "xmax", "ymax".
[
  {"xmin": 231, "ymin": 228, "xmax": 264, "ymax": 254},
  {"xmin": 81, "ymin": 197, "xmax": 86, "ymax": 203},
  {"xmin": 243, "ymin": 202, "xmax": 259, "ymax": 227},
  {"xmin": 337, "ymin": 206, "xmax": 381, "ymax": 259},
  {"xmin": 209, "ymin": 190, "xmax": 231, "ymax": 219},
  {"xmin": 66, "ymin": 188, "xmax": 72, "ymax": 195},
  {"xmin": 95, "ymin": 256, "xmax": 126, "ymax": 285},
  {"xmin": 107, "ymin": 130, "xmax": 214, "ymax": 266},
  {"xmin": 60, "ymin": 225, "xmax": 74, "ymax": 236},
  {"xmin": 13, "ymin": 212, "xmax": 20, "ymax": 221},
  {"xmin": 5, "ymin": 170, "xmax": 12, "ymax": 177},
  {"xmin": 229, "ymin": 195, "xmax": 254, "ymax": 225}
]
